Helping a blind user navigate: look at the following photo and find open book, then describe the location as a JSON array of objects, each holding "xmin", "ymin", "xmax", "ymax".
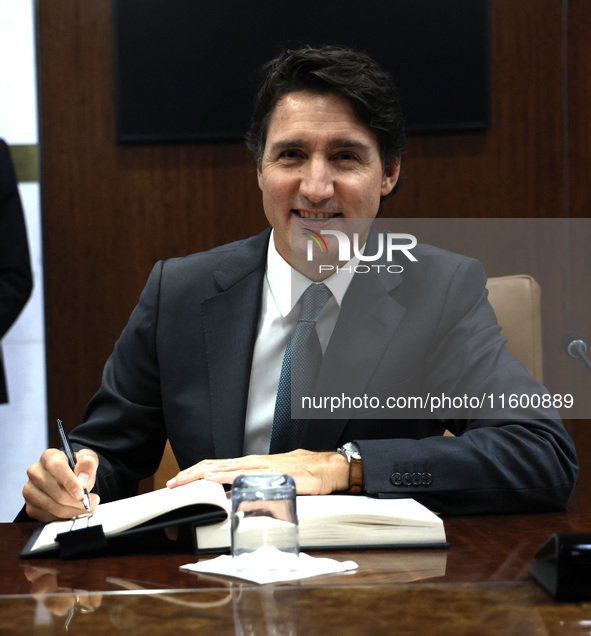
[{"xmin": 20, "ymin": 480, "xmax": 446, "ymax": 558}]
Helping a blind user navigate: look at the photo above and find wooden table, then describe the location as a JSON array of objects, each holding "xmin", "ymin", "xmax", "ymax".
[{"xmin": 2, "ymin": 507, "xmax": 591, "ymax": 634}]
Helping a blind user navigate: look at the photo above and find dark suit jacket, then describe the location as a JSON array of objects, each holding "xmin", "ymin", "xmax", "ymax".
[
  {"xmin": 0, "ymin": 139, "xmax": 33, "ymax": 403},
  {"xmin": 70, "ymin": 228, "xmax": 578, "ymax": 515}
]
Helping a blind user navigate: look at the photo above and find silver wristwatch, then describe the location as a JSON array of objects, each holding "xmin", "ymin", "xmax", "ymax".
[
  {"xmin": 338, "ymin": 441, "xmax": 362, "ymax": 462},
  {"xmin": 337, "ymin": 442, "xmax": 364, "ymax": 493}
]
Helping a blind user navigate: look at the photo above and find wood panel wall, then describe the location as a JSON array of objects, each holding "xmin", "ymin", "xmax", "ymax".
[{"xmin": 37, "ymin": 1, "xmax": 591, "ymax": 500}]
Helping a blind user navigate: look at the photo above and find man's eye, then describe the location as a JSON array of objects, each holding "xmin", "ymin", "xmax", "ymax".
[
  {"xmin": 279, "ymin": 149, "xmax": 302, "ymax": 159},
  {"xmin": 336, "ymin": 152, "xmax": 358, "ymax": 161}
]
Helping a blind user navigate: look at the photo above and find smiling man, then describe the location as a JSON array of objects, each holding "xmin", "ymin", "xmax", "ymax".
[
  {"xmin": 21, "ymin": 45, "xmax": 577, "ymax": 523},
  {"xmin": 257, "ymin": 90, "xmax": 398, "ymax": 279}
]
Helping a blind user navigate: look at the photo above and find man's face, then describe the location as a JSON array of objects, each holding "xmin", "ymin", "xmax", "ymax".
[{"xmin": 257, "ymin": 90, "xmax": 400, "ymax": 270}]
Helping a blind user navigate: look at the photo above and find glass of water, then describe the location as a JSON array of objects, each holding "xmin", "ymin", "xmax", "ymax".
[{"xmin": 231, "ymin": 474, "xmax": 299, "ymax": 572}]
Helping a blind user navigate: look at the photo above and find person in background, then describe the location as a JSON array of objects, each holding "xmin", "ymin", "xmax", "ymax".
[{"xmin": 0, "ymin": 138, "xmax": 33, "ymax": 404}]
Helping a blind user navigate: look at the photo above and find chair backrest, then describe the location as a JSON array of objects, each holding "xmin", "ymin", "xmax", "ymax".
[
  {"xmin": 153, "ymin": 273, "xmax": 545, "ymax": 486},
  {"xmin": 485, "ymin": 274, "xmax": 543, "ymax": 383}
]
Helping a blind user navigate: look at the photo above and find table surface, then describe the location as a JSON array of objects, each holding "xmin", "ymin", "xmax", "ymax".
[{"xmin": 2, "ymin": 506, "xmax": 591, "ymax": 634}]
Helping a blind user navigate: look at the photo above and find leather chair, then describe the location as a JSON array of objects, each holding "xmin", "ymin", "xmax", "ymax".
[
  {"xmin": 485, "ymin": 274, "xmax": 543, "ymax": 383},
  {"xmin": 153, "ymin": 274, "xmax": 544, "ymax": 487}
]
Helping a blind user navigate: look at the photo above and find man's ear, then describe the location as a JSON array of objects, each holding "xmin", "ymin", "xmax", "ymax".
[
  {"xmin": 381, "ymin": 163, "xmax": 401, "ymax": 197},
  {"xmin": 257, "ymin": 168, "xmax": 263, "ymax": 192}
]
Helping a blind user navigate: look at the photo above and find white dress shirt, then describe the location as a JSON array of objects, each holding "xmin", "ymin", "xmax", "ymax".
[{"xmin": 243, "ymin": 230, "xmax": 358, "ymax": 455}]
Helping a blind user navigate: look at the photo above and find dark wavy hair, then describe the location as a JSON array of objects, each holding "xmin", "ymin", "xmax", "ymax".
[{"xmin": 245, "ymin": 44, "xmax": 406, "ymax": 195}]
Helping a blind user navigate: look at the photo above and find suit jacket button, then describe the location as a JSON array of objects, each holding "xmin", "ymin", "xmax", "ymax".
[
  {"xmin": 402, "ymin": 472, "xmax": 412, "ymax": 486},
  {"xmin": 412, "ymin": 472, "xmax": 422, "ymax": 486},
  {"xmin": 391, "ymin": 472, "xmax": 403, "ymax": 486},
  {"xmin": 422, "ymin": 472, "xmax": 433, "ymax": 486}
]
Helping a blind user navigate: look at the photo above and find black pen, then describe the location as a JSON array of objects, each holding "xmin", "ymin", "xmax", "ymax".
[{"xmin": 56, "ymin": 418, "xmax": 91, "ymax": 513}]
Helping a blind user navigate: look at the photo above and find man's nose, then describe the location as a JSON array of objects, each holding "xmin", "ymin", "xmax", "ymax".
[{"xmin": 299, "ymin": 158, "xmax": 334, "ymax": 202}]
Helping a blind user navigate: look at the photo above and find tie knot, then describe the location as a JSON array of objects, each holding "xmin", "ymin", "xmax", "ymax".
[{"xmin": 298, "ymin": 283, "xmax": 332, "ymax": 323}]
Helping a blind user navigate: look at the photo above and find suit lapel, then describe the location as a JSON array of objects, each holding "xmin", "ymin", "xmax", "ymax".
[{"xmin": 202, "ymin": 229, "xmax": 270, "ymax": 459}]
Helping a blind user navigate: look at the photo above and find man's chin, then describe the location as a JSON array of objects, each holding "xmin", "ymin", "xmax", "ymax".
[
  {"xmin": 288, "ymin": 215, "xmax": 376, "ymax": 279},
  {"xmin": 290, "ymin": 236, "xmax": 345, "ymax": 281}
]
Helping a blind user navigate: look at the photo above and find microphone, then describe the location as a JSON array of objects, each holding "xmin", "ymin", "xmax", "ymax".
[{"xmin": 562, "ymin": 331, "xmax": 591, "ymax": 373}]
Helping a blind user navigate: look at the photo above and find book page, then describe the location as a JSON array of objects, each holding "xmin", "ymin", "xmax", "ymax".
[
  {"xmin": 297, "ymin": 496, "xmax": 441, "ymax": 526},
  {"xmin": 194, "ymin": 496, "xmax": 445, "ymax": 551},
  {"xmin": 31, "ymin": 479, "xmax": 228, "ymax": 553},
  {"xmin": 296, "ymin": 496, "xmax": 445, "ymax": 547}
]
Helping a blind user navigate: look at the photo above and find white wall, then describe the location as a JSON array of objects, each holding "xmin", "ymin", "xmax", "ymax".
[{"xmin": 0, "ymin": 1, "xmax": 47, "ymax": 521}]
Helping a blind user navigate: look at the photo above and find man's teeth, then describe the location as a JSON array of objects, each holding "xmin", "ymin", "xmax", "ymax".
[{"xmin": 298, "ymin": 211, "xmax": 336, "ymax": 219}]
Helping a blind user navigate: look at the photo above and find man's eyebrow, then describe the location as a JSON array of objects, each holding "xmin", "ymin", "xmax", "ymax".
[
  {"xmin": 268, "ymin": 138, "xmax": 306, "ymax": 153},
  {"xmin": 268, "ymin": 138, "xmax": 372, "ymax": 152},
  {"xmin": 327, "ymin": 138, "xmax": 372, "ymax": 152}
]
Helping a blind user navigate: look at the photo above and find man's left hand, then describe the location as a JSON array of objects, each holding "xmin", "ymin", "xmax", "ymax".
[{"xmin": 166, "ymin": 449, "xmax": 349, "ymax": 495}]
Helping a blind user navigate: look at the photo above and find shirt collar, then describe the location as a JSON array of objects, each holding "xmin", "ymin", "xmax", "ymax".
[{"xmin": 266, "ymin": 229, "xmax": 359, "ymax": 318}]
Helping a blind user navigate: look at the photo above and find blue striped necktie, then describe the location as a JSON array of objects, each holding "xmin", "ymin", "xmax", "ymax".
[{"xmin": 270, "ymin": 283, "xmax": 332, "ymax": 453}]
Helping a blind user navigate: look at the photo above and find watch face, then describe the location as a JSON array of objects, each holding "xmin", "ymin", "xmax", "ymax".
[{"xmin": 342, "ymin": 442, "xmax": 362, "ymax": 460}]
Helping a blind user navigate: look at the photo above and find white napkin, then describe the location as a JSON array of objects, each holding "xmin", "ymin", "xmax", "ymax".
[{"xmin": 181, "ymin": 548, "xmax": 358, "ymax": 585}]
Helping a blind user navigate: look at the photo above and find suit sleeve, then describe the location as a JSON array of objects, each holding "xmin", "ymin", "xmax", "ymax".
[
  {"xmin": 357, "ymin": 257, "xmax": 578, "ymax": 515},
  {"xmin": 69, "ymin": 262, "xmax": 168, "ymax": 502}
]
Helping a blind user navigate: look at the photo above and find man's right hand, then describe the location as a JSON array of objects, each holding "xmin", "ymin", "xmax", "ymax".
[{"xmin": 22, "ymin": 448, "xmax": 100, "ymax": 522}]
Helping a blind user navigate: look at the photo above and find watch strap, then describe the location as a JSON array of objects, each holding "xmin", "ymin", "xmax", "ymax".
[{"xmin": 348, "ymin": 457, "xmax": 365, "ymax": 494}]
